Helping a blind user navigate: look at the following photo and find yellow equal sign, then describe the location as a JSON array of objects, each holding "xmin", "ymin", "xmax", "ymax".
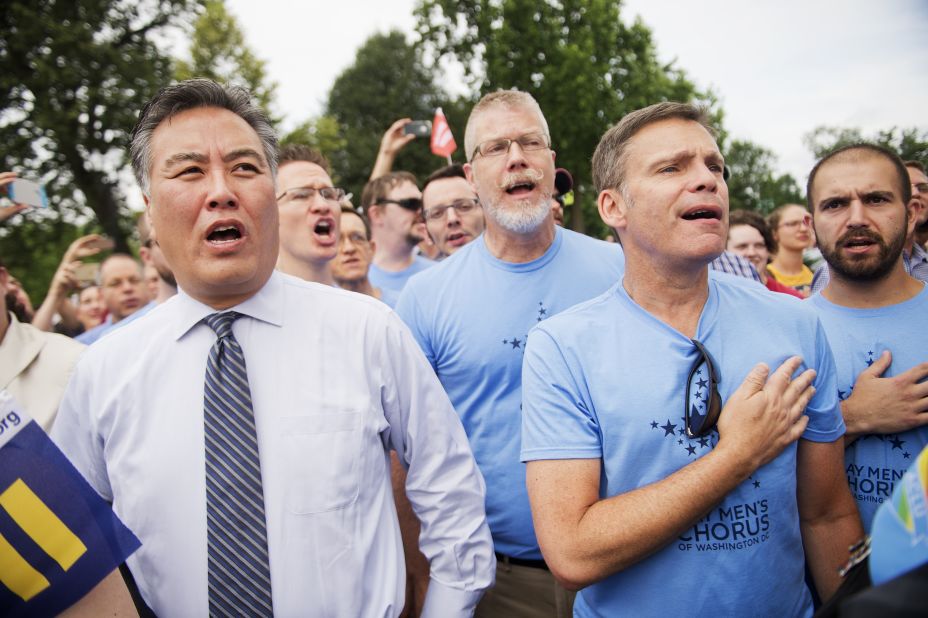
[{"xmin": 0, "ymin": 478, "xmax": 87, "ymax": 600}]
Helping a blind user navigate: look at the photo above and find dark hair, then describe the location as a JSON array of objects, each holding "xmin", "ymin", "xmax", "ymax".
[
  {"xmin": 340, "ymin": 205, "xmax": 372, "ymax": 240},
  {"xmin": 904, "ymin": 160, "xmax": 926, "ymax": 174},
  {"xmin": 807, "ymin": 143, "xmax": 911, "ymax": 211},
  {"xmin": 592, "ymin": 102, "xmax": 714, "ymax": 193},
  {"xmin": 360, "ymin": 171, "xmax": 418, "ymax": 215},
  {"xmin": 279, "ymin": 144, "xmax": 331, "ymax": 174},
  {"xmin": 422, "ymin": 164, "xmax": 466, "ymax": 191},
  {"xmin": 130, "ymin": 79, "xmax": 278, "ymax": 194},
  {"xmin": 729, "ymin": 209, "xmax": 777, "ymax": 253}
]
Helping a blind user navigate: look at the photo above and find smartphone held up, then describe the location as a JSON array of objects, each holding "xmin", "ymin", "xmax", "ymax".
[
  {"xmin": 7, "ymin": 178, "xmax": 48, "ymax": 209},
  {"xmin": 403, "ymin": 121, "xmax": 432, "ymax": 137}
]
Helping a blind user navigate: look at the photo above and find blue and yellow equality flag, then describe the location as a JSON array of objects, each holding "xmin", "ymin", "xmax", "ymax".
[{"xmin": 0, "ymin": 392, "xmax": 140, "ymax": 617}]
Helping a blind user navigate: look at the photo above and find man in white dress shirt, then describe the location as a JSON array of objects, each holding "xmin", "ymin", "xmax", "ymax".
[{"xmin": 51, "ymin": 79, "xmax": 494, "ymax": 617}]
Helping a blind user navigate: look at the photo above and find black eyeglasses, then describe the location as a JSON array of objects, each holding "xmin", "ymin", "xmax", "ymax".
[
  {"xmin": 376, "ymin": 197, "xmax": 423, "ymax": 212},
  {"xmin": 684, "ymin": 339, "xmax": 722, "ymax": 438}
]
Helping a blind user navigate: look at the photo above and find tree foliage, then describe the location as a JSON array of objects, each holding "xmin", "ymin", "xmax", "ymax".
[
  {"xmin": 414, "ymin": 0, "xmax": 711, "ymax": 236},
  {"xmin": 804, "ymin": 126, "xmax": 928, "ymax": 163},
  {"xmin": 724, "ymin": 139, "xmax": 802, "ymax": 215},
  {"xmin": 0, "ymin": 0, "xmax": 198, "ymax": 297},
  {"xmin": 323, "ymin": 31, "xmax": 460, "ymax": 201},
  {"xmin": 175, "ymin": 0, "xmax": 277, "ymax": 117}
]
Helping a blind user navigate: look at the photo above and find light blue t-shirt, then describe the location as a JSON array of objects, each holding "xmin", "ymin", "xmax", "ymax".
[
  {"xmin": 396, "ymin": 227, "xmax": 625, "ymax": 559},
  {"xmin": 368, "ymin": 255, "xmax": 434, "ymax": 296},
  {"xmin": 76, "ymin": 301, "xmax": 157, "ymax": 345},
  {"xmin": 522, "ymin": 277, "xmax": 844, "ymax": 617},
  {"xmin": 808, "ymin": 285, "xmax": 928, "ymax": 531}
]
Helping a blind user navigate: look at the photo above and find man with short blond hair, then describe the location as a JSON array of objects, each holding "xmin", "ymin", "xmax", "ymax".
[
  {"xmin": 398, "ymin": 89, "xmax": 624, "ymax": 617},
  {"xmin": 521, "ymin": 102, "xmax": 862, "ymax": 616}
]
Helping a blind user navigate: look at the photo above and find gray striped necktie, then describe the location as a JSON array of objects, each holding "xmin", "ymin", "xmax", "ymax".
[{"xmin": 203, "ymin": 311, "xmax": 273, "ymax": 617}]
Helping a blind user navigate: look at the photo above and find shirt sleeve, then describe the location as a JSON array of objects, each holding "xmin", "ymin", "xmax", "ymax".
[
  {"xmin": 799, "ymin": 315, "xmax": 846, "ymax": 443},
  {"xmin": 49, "ymin": 357, "xmax": 113, "ymax": 501},
  {"xmin": 395, "ymin": 281, "xmax": 438, "ymax": 371},
  {"xmin": 378, "ymin": 311, "xmax": 495, "ymax": 615},
  {"xmin": 521, "ymin": 326, "xmax": 603, "ymax": 462}
]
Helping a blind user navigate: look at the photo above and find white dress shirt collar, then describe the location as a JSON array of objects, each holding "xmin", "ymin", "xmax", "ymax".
[{"xmin": 171, "ymin": 271, "xmax": 286, "ymax": 341}]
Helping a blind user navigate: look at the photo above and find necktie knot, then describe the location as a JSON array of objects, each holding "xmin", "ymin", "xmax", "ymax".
[{"xmin": 204, "ymin": 311, "xmax": 241, "ymax": 340}]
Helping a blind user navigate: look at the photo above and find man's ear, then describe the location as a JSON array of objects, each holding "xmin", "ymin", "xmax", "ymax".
[
  {"xmin": 367, "ymin": 204, "xmax": 384, "ymax": 226},
  {"xmin": 906, "ymin": 197, "xmax": 921, "ymax": 239},
  {"xmin": 463, "ymin": 163, "xmax": 477, "ymax": 192},
  {"xmin": 598, "ymin": 188, "xmax": 629, "ymax": 233}
]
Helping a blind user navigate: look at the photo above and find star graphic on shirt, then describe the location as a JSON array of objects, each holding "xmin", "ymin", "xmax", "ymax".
[
  {"xmin": 677, "ymin": 439, "xmax": 683, "ymax": 445},
  {"xmin": 650, "ymin": 421, "xmax": 659, "ymax": 429},
  {"xmin": 837, "ymin": 389, "xmax": 847, "ymax": 400},
  {"xmin": 661, "ymin": 420, "xmax": 677, "ymax": 436},
  {"xmin": 685, "ymin": 445, "xmax": 697, "ymax": 456},
  {"xmin": 698, "ymin": 437, "xmax": 710, "ymax": 448},
  {"xmin": 509, "ymin": 338, "xmax": 522, "ymax": 349},
  {"xmin": 866, "ymin": 350, "xmax": 875, "ymax": 366},
  {"xmin": 904, "ymin": 451, "xmax": 911, "ymax": 459},
  {"xmin": 889, "ymin": 436, "xmax": 905, "ymax": 451},
  {"xmin": 753, "ymin": 480, "xmax": 761, "ymax": 489},
  {"xmin": 537, "ymin": 302, "xmax": 548, "ymax": 321},
  {"xmin": 696, "ymin": 378, "xmax": 708, "ymax": 390}
]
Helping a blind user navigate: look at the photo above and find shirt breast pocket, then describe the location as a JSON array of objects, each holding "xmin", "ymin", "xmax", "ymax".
[{"xmin": 282, "ymin": 409, "xmax": 362, "ymax": 514}]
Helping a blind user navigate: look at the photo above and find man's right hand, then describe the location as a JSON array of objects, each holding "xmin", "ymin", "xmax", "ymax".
[
  {"xmin": 379, "ymin": 118, "xmax": 417, "ymax": 158},
  {"xmin": 841, "ymin": 350, "xmax": 928, "ymax": 441},
  {"xmin": 716, "ymin": 357, "xmax": 816, "ymax": 474}
]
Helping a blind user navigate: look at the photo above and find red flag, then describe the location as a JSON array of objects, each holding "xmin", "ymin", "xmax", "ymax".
[{"xmin": 430, "ymin": 108, "xmax": 457, "ymax": 159}]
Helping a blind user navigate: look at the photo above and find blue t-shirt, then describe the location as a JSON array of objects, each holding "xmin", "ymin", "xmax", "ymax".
[
  {"xmin": 396, "ymin": 227, "xmax": 625, "ymax": 559},
  {"xmin": 522, "ymin": 278, "xmax": 844, "ymax": 617},
  {"xmin": 369, "ymin": 255, "xmax": 433, "ymax": 295},
  {"xmin": 808, "ymin": 285, "xmax": 928, "ymax": 531},
  {"xmin": 75, "ymin": 300, "xmax": 157, "ymax": 345}
]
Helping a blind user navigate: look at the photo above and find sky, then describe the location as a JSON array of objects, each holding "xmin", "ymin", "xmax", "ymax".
[{"xmin": 221, "ymin": 0, "xmax": 928, "ymax": 185}]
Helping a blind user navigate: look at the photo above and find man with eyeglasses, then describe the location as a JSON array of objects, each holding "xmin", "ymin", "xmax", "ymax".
[
  {"xmin": 421, "ymin": 164, "xmax": 485, "ymax": 258},
  {"xmin": 274, "ymin": 145, "xmax": 343, "ymax": 286},
  {"xmin": 397, "ymin": 90, "xmax": 624, "ymax": 617},
  {"xmin": 361, "ymin": 171, "xmax": 433, "ymax": 300},
  {"xmin": 806, "ymin": 144, "xmax": 928, "ymax": 532},
  {"xmin": 76, "ymin": 253, "xmax": 153, "ymax": 345},
  {"xmin": 521, "ymin": 102, "xmax": 862, "ymax": 617}
]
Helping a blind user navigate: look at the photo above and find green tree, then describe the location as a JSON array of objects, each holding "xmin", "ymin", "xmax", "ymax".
[
  {"xmin": 724, "ymin": 139, "xmax": 803, "ymax": 215},
  {"xmin": 324, "ymin": 31, "xmax": 464, "ymax": 201},
  {"xmin": 174, "ymin": 0, "xmax": 277, "ymax": 116},
  {"xmin": 414, "ymin": 0, "xmax": 711, "ymax": 236},
  {"xmin": 0, "ymin": 0, "xmax": 198, "ymax": 296},
  {"xmin": 804, "ymin": 126, "xmax": 928, "ymax": 163}
]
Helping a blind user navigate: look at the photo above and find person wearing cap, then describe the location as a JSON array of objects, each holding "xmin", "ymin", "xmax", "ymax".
[{"xmin": 550, "ymin": 168, "xmax": 573, "ymax": 226}]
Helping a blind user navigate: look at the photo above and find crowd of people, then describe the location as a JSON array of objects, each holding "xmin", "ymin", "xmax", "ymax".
[{"xmin": 1, "ymin": 78, "xmax": 926, "ymax": 617}]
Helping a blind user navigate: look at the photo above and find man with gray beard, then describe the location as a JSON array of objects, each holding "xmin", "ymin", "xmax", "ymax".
[{"xmin": 396, "ymin": 90, "xmax": 625, "ymax": 617}]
